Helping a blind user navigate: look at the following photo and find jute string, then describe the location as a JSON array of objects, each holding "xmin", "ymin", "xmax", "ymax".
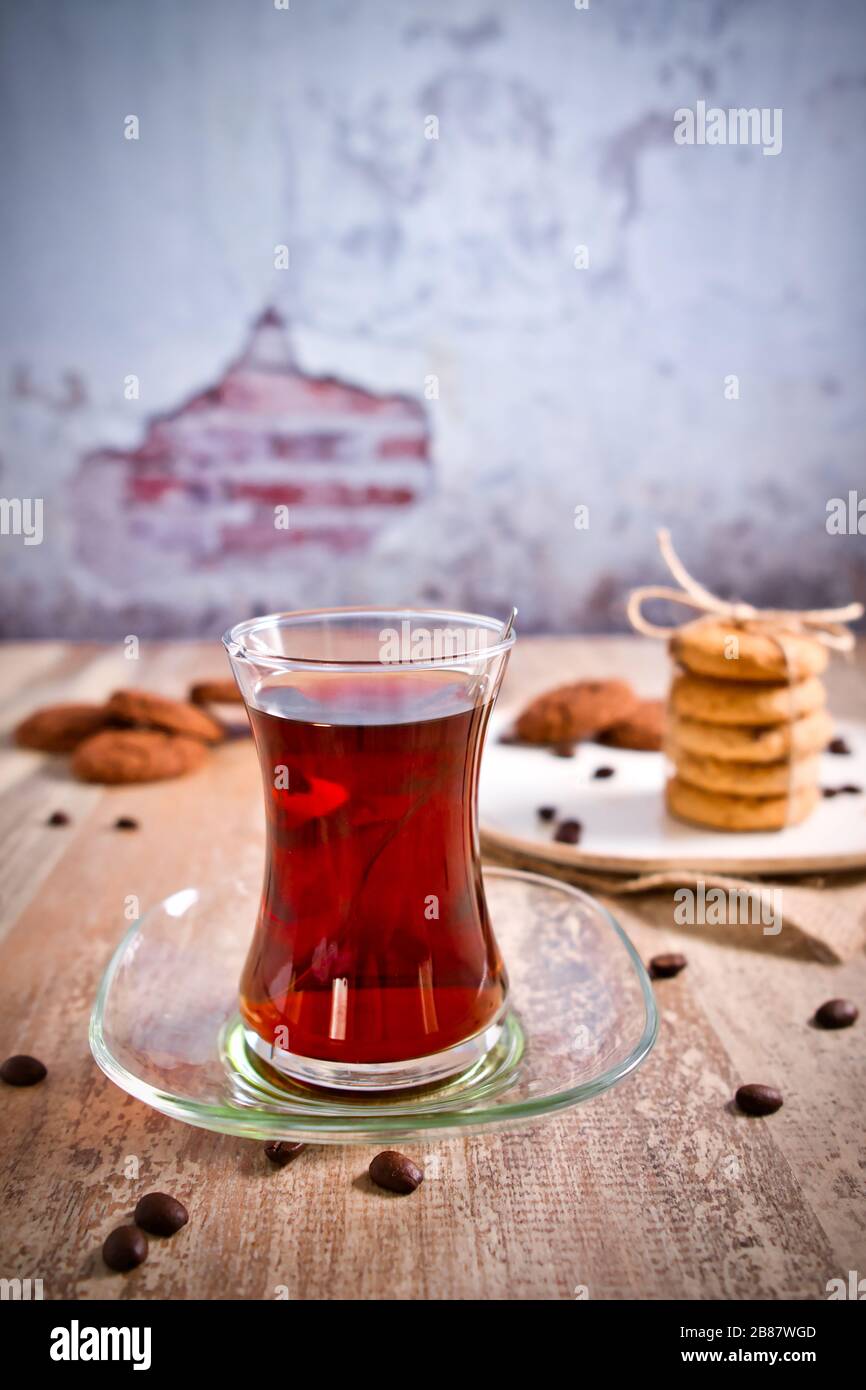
[{"xmin": 628, "ymin": 531, "xmax": 863, "ymax": 826}]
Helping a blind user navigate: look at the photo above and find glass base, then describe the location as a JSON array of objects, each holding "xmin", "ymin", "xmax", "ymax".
[
  {"xmin": 242, "ymin": 1013, "xmax": 507, "ymax": 1092},
  {"xmin": 90, "ymin": 867, "xmax": 658, "ymax": 1142}
]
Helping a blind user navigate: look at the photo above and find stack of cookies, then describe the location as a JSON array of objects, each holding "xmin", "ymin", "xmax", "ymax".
[{"xmin": 665, "ymin": 619, "xmax": 832, "ymax": 831}]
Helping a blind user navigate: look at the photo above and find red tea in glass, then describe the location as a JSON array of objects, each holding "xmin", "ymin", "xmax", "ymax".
[{"xmin": 224, "ymin": 610, "xmax": 514, "ymax": 1090}]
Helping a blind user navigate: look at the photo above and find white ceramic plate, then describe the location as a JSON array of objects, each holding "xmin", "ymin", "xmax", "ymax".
[{"xmin": 480, "ymin": 713, "xmax": 866, "ymax": 875}]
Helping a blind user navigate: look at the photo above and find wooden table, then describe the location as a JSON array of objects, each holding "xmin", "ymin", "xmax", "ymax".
[{"xmin": 1, "ymin": 638, "xmax": 864, "ymax": 1301}]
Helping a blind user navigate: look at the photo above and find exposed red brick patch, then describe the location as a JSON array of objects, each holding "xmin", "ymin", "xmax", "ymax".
[{"xmin": 70, "ymin": 309, "xmax": 430, "ymax": 577}]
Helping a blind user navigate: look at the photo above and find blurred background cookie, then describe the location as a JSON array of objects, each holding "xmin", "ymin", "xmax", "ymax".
[
  {"xmin": 189, "ymin": 680, "xmax": 243, "ymax": 706},
  {"xmin": 599, "ymin": 698, "xmax": 665, "ymax": 751},
  {"xmin": 515, "ymin": 679, "xmax": 637, "ymax": 745},
  {"xmin": 72, "ymin": 729, "xmax": 208, "ymax": 784},
  {"xmin": 14, "ymin": 703, "xmax": 110, "ymax": 754},
  {"xmin": 107, "ymin": 690, "xmax": 224, "ymax": 744}
]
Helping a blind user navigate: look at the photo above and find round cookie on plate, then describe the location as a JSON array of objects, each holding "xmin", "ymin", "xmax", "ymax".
[
  {"xmin": 671, "ymin": 618, "xmax": 828, "ymax": 683},
  {"xmin": 666, "ymin": 776, "xmax": 820, "ymax": 832},
  {"xmin": 669, "ymin": 672, "xmax": 826, "ymax": 727},
  {"xmin": 515, "ymin": 679, "xmax": 638, "ymax": 745},
  {"xmin": 668, "ymin": 747, "xmax": 820, "ymax": 797},
  {"xmin": 667, "ymin": 708, "xmax": 833, "ymax": 764},
  {"xmin": 600, "ymin": 698, "xmax": 666, "ymax": 751}
]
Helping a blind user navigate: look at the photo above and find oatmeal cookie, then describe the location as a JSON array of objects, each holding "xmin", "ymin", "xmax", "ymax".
[{"xmin": 671, "ymin": 618, "xmax": 828, "ymax": 683}]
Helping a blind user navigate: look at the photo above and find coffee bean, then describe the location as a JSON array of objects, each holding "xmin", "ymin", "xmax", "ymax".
[
  {"xmin": 114, "ymin": 816, "xmax": 139, "ymax": 830},
  {"xmin": 0, "ymin": 1054, "xmax": 47, "ymax": 1087},
  {"xmin": 649, "ymin": 953, "xmax": 687, "ymax": 979},
  {"xmin": 827, "ymin": 737, "xmax": 851, "ymax": 755},
  {"xmin": 102, "ymin": 1225, "xmax": 148, "ymax": 1272},
  {"xmin": 554, "ymin": 818, "xmax": 582, "ymax": 845},
  {"xmin": 839, "ymin": 784, "xmax": 862, "ymax": 795},
  {"xmin": 47, "ymin": 811, "xmax": 70, "ymax": 826},
  {"xmin": 134, "ymin": 1192, "xmax": 189, "ymax": 1237},
  {"xmin": 592, "ymin": 766, "xmax": 615, "ymax": 780},
  {"xmin": 264, "ymin": 1140, "xmax": 306, "ymax": 1167},
  {"xmin": 814, "ymin": 998, "xmax": 858, "ymax": 1030},
  {"xmin": 822, "ymin": 787, "xmax": 839, "ymax": 798},
  {"xmin": 368, "ymin": 1150, "xmax": 424, "ymax": 1194},
  {"xmin": 498, "ymin": 730, "xmax": 521, "ymax": 745},
  {"xmin": 537, "ymin": 806, "xmax": 557, "ymax": 822},
  {"xmin": 552, "ymin": 742, "xmax": 576, "ymax": 758},
  {"xmin": 735, "ymin": 1083, "xmax": 783, "ymax": 1116}
]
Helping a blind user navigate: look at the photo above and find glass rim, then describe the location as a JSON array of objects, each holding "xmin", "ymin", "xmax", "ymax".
[{"xmin": 222, "ymin": 605, "xmax": 517, "ymax": 672}]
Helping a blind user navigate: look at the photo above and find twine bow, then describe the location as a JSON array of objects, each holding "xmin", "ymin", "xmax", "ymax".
[{"xmin": 627, "ymin": 530, "xmax": 863, "ymax": 652}]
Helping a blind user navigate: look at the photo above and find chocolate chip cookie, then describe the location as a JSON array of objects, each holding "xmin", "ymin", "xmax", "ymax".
[
  {"xmin": 515, "ymin": 680, "xmax": 638, "ymax": 744},
  {"xmin": 188, "ymin": 680, "xmax": 243, "ymax": 706},
  {"xmin": 106, "ymin": 690, "xmax": 224, "ymax": 744},
  {"xmin": 15, "ymin": 703, "xmax": 111, "ymax": 754},
  {"xmin": 600, "ymin": 698, "xmax": 665, "ymax": 751},
  {"xmin": 72, "ymin": 729, "xmax": 208, "ymax": 784}
]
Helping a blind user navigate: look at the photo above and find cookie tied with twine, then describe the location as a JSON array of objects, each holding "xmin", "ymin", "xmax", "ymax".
[
  {"xmin": 627, "ymin": 529, "xmax": 863, "ymax": 655},
  {"xmin": 628, "ymin": 530, "xmax": 863, "ymax": 833}
]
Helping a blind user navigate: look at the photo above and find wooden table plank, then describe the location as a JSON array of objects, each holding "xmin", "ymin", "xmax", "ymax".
[{"xmin": 0, "ymin": 638, "xmax": 863, "ymax": 1300}]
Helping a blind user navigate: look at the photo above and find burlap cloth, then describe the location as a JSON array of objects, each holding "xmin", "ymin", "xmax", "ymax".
[{"xmin": 483, "ymin": 841, "xmax": 866, "ymax": 963}]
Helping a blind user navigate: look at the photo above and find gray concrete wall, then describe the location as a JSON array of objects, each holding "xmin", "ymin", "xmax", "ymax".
[{"xmin": 1, "ymin": 0, "xmax": 864, "ymax": 637}]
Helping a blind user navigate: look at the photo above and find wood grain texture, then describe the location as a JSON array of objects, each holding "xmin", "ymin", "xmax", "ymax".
[{"xmin": 0, "ymin": 638, "xmax": 864, "ymax": 1301}]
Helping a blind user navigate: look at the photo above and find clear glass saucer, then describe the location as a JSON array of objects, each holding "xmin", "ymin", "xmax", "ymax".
[{"xmin": 89, "ymin": 868, "xmax": 658, "ymax": 1144}]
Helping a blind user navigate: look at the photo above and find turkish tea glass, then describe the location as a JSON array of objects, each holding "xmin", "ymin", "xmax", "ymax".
[{"xmin": 223, "ymin": 608, "xmax": 515, "ymax": 1090}]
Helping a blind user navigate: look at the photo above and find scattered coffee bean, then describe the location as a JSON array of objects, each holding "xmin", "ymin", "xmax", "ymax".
[
  {"xmin": 822, "ymin": 787, "xmax": 839, "ymax": 798},
  {"xmin": 827, "ymin": 737, "xmax": 851, "ymax": 755},
  {"xmin": 102, "ymin": 1224, "xmax": 148, "ymax": 1272},
  {"xmin": 537, "ymin": 806, "xmax": 557, "ymax": 822},
  {"xmin": 840, "ymin": 784, "xmax": 862, "ymax": 795},
  {"xmin": 47, "ymin": 811, "xmax": 70, "ymax": 826},
  {"xmin": 264, "ymin": 1140, "xmax": 306, "ymax": 1167},
  {"xmin": 649, "ymin": 953, "xmax": 687, "ymax": 979},
  {"xmin": 134, "ymin": 1192, "xmax": 189, "ymax": 1237},
  {"xmin": 368, "ymin": 1150, "xmax": 424, "ymax": 1194},
  {"xmin": 114, "ymin": 816, "xmax": 139, "ymax": 831},
  {"xmin": 554, "ymin": 818, "xmax": 582, "ymax": 845},
  {"xmin": 735, "ymin": 1083, "xmax": 783, "ymax": 1116},
  {"xmin": 592, "ymin": 766, "xmax": 615, "ymax": 780},
  {"xmin": 814, "ymin": 998, "xmax": 859, "ymax": 1030},
  {"xmin": 498, "ymin": 730, "xmax": 521, "ymax": 746},
  {"xmin": 0, "ymin": 1054, "xmax": 47, "ymax": 1087},
  {"xmin": 552, "ymin": 742, "xmax": 576, "ymax": 758}
]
